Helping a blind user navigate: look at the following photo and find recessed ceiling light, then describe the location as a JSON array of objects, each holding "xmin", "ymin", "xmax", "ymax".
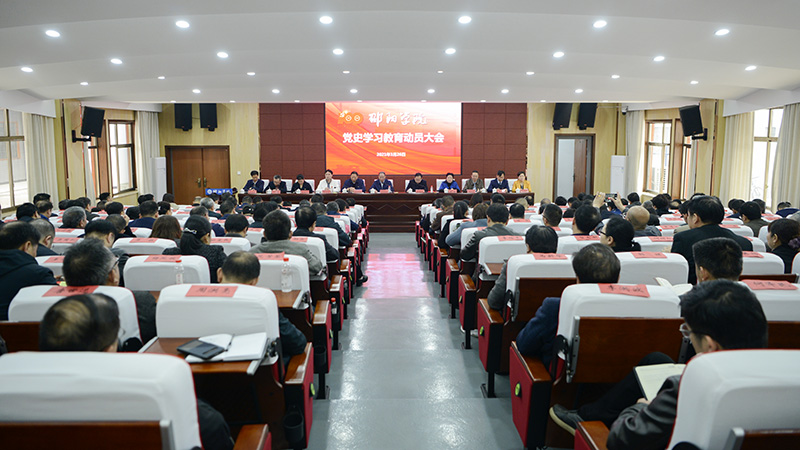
[
  {"xmin": 80, "ymin": 81, "xmax": 88, "ymax": 86},
  {"xmin": 501, "ymin": 88, "xmax": 509, "ymax": 94},
  {"xmin": 553, "ymin": 51, "xmax": 565, "ymax": 58},
  {"xmin": 603, "ymin": 100, "xmax": 608, "ymax": 103},
  {"xmin": 421, "ymin": 100, "xmax": 427, "ymax": 103},
  {"xmin": 540, "ymin": 100, "xmax": 546, "ymax": 103},
  {"xmin": 715, "ymin": 28, "xmax": 730, "ymax": 36},
  {"xmin": 110, "ymin": 58, "xmax": 122, "ymax": 65},
  {"xmin": 192, "ymin": 89, "xmax": 201, "ymax": 94},
  {"xmin": 611, "ymin": 74, "xmax": 620, "ymax": 79},
  {"xmin": 690, "ymin": 80, "xmax": 699, "ymax": 85},
  {"xmin": 333, "ymin": 48, "xmax": 344, "ymax": 55},
  {"xmin": 20, "ymin": 67, "xmax": 33, "ymax": 73},
  {"xmin": 350, "ymin": 88, "xmax": 358, "ymax": 94},
  {"xmin": 593, "ymin": 20, "xmax": 607, "ymax": 28},
  {"xmin": 575, "ymin": 88, "xmax": 584, "ymax": 94},
  {"xmin": 745, "ymin": 65, "xmax": 757, "ymax": 71},
  {"xmin": 357, "ymin": 100, "xmax": 362, "ymax": 103},
  {"xmin": 480, "ymin": 100, "xmax": 486, "ymax": 103},
  {"xmin": 272, "ymin": 89, "xmax": 280, "ymax": 94},
  {"xmin": 445, "ymin": 48, "xmax": 456, "ymax": 55},
  {"xmin": 458, "ymin": 16, "xmax": 472, "ymax": 24},
  {"xmin": 526, "ymin": 71, "xmax": 535, "ymax": 75},
  {"xmin": 45, "ymin": 29, "xmax": 60, "ymax": 38},
  {"xmin": 230, "ymin": 100, "xmax": 236, "ymax": 103},
  {"xmin": 175, "ymin": 20, "xmax": 190, "ymax": 29},
  {"xmin": 246, "ymin": 72, "xmax": 255, "ymax": 76},
  {"xmin": 294, "ymin": 100, "xmax": 300, "ymax": 103},
  {"xmin": 653, "ymin": 55, "xmax": 665, "ymax": 62},
  {"xmin": 437, "ymin": 70, "xmax": 444, "ymax": 74},
  {"xmin": 427, "ymin": 89, "xmax": 436, "ymax": 94},
  {"xmin": 217, "ymin": 51, "xmax": 228, "ymax": 59},
  {"xmin": 170, "ymin": 100, "xmax": 176, "ymax": 103},
  {"xmin": 158, "ymin": 76, "xmax": 166, "ymax": 80},
  {"xmin": 319, "ymin": 16, "xmax": 333, "ymax": 24},
  {"xmin": 342, "ymin": 70, "xmax": 350, "ymax": 74}
]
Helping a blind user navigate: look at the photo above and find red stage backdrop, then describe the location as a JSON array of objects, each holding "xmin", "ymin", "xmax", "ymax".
[{"xmin": 325, "ymin": 102, "xmax": 461, "ymax": 175}]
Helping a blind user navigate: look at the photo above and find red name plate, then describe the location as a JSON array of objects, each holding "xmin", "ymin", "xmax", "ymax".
[
  {"xmin": 145, "ymin": 255, "xmax": 182, "ymax": 263},
  {"xmin": 720, "ymin": 224, "xmax": 739, "ymax": 228},
  {"xmin": 514, "ymin": 219, "xmax": 531, "ymax": 223},
  {"xmin": 631, "ymin": 252, "xmax": 667, "ymax": 259},
  {"xmin": 743, "ymin": 279, "xmax": 798, "ymax": 290},
  {"xmin": 131, "ymin": 238, "xmax": 158, "ymax": 243},
  {"xmin": 415, "ymin": 189, "xmax": 425, "ymax": 193},
  {"xmin": 574, "ymin": 235, "xmax": 600, "ymax": 241},
  {"xmin": 44, "ymin": 285, "xmax": 98, "ymax": 296},
  {"xmin": 598, "ymin": 284, "xmax": 650, "ymax": 297},
  {"xmin": 741, "ymin": 251, "xmax": 764, "ymax": 258},
  {"xmin": 376, "ymin": 189, "xmax": 387, "ymax": 193},
  {"xmin": 290, "ymin": 236, "xmax": 308, "ymax": 242},
  {"xmin": 533, "ymin": 253, "xmax": 568, "ymax": 260},
  {"xmin": 497, "ymin": 235, "xmax": 524, "ymax": 241},
  {"xmin": 660, "ymin": 225, "xmax": 680, "ymax": 230},
  {"xmin": 520, "ymin": 189, "xmax": 530, "ymax": 193},
  {"xmin": 57, "ymin": 228, "xmax": 77, "ymax": 233},
  {"xmin": 648, "ymin": 236, "xmax": 673, "ymax": 242},
  {"xmin": 53, "ymin": 237, "xmax": 78, "ymax": 243},
  {"xmin": 462, "ymin": 219, "xmax": 473, "ymax": 222},
  {"xmin": 300, "ymin": 190, "xmax": 310, "ymax": 194},
  {"xmin": 186, "ymin": 285, "xmax": 238, "ymax": 297},
  {"xmin": 211, "ymin": 238, "xmax": 233, "ymax": 243},
  {"xmin": 255, "ymin": 252, "xmax": 285, "ymax": 260},
  {"xmin": 466, "ymin": 189, "xmax": 476, "ymax": 193},
  {"xmin": 476, "ymin": 226, "xmax": 487, "ymax": 231},
  {"xmin": 175, "ymin": 211, "xmax": 189, "ymax": 214},
  {"xmin": 211, "ymin": 219, "xmax": 225, "ymax": 224},
  {"xmin": 45, "ymin": 256, "xmax": 65, "ymax": 263},
  {"xmin": 562, "ymin": 218, "xmax": 573, "ymax": 222},
  {"xmin": 321, "ymin": 189, "xmax": 332, "ymax": 193}
]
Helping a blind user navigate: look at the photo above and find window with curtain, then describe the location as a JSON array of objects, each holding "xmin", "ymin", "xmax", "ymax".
[
  {"xmin": 92, "ymin": 120, "xmax": 136, "ymax": 196},
  {"xmin": 645, "ymin": 121, "xmax": 671, "ymax": 193},
  {"xmin": 750, "ymin": 107, "xmax": 783, "ymax": 201},
  {"xmin": 0, "ymin": 109, "xmax": 27, "ymax": 209}
]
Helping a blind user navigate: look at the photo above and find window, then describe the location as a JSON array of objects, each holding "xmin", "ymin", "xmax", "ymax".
[
  {"xmin": 750, "ymin": 107, "xmax": 782, "ymax": 202},
  {"xmin": 645, "ymin": 121, "xmax": 672, "ymax": 193},
  {"xmin": 0, "ymin": 109, "xmax": 27, "ymax": 209},
  {"xmin": 108, "ymin": 122, "xmax": 135, "ymax": 194}
]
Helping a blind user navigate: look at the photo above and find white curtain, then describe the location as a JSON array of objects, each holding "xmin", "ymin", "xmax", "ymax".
[
  {"xmin": 22, "ymin": 113, "xmax": 59, "ymax": 204},
  {"xmin": 718, "ymin": 112, "xmax": 754, "ymax": 203},
  {"xmin": 134, "ymin": 110, "xmax": 160, "ymax": 196},
  {"xmin": 624, "ymin": 110, "xmax": 646, "ymax": 195},
  {"xmin": 771, "ymin": 103, "xmax": 800, "ymax": 208}
]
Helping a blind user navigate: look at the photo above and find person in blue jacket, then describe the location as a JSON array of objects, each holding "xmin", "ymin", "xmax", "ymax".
[
  {"xmin": 437, "ymin": 173, "xmax": 460, "ymax": 192},
  {"xmin": 487, "ymin": 170, "xmax": 510, "ymax": 192},
  {"xmin": 242, "ymin": 170, "xmax": 265, "ymax": 193},
  {"xmin": 342, "ymin": 171, "xmax": 366, "ymax": 193}
]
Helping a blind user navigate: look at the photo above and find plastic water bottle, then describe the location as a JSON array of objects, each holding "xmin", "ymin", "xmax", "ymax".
[
  {"xmin": 281, "ymin": 257, "xmax": 292, "ymax": 292},
  {"xmin": 174, "ymin": 264, "xmax": 184, "ymax": 284}
]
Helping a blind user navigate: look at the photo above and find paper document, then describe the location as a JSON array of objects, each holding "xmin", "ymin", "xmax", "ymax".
[
  {"xmin": 635, "ymin": 363, "xmax": 686, "ymax": 401},
  {"xmin": 655, "ymin": 277, "xmax": 692, "ymax": 296},
  {"xmin": 186, "ymin": 332, "xmax": 268, "ymax": 363},
  {"xmin": 198, "ymin": 334, "xmax": 233, "ymax": 349}
]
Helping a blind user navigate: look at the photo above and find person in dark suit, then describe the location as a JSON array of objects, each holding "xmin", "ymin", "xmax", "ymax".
[
  {"xmin": 463, "ymin": 170, "xmax": 485, "ymax": 192},
  {"xmin": 15, "ymin": 202, "xmax": 40, "ymax": 222},
  {"xmin": 460, "ymin": 203, "xmax": 519, "ymax": 262},
  {"xmin": 369, "ymin": 172, "xmax": 394, "ymax": 193},
  {"xmin": 0, "ymin": 222, "xmax": 58, "ymax": 319},
  {"xmin": 671, "ymin": 196, "xmax": 753, "ymax": 284},
  {"xmin": 29, "ymin": 218, "xmax": 58, "ymax": 256},
  {"xmin": 242, "ymin": 170, "xmax": 265, "ymax": 193},
  {"xmin": 312, "ymin": 203, "xmax": 351, "ymax": 247},
  {"xmin": 266, "ymin": 175, "xmax": 287, "ymax": 193},
  {"xmin": 290, "ymin": 174, "xmax": 313, "ymax": 193},
  {"xmin": 293, "ymin": 206, "xmax": 339, "ymax": 263},
  {"xmin": 486, "ymin": 170, "xmax": 510, "ymax": 193},
  {"xmin": 342, "ymin": 171, "xmax": 366, "ymax": 193},
  {"xmin": 765, "ymin": 218, "xmax": 800, "ymax": 273},
  {"xmin": 406, "ymin": 172, "xmax": 428, "ymax": 192},
  {"xmin": 128, "ymin": 200, "xmax": 158, "ymax": 229},
  {"xmin": 223, "ymin": 214, "xmax": 249, "ymax": 238}
]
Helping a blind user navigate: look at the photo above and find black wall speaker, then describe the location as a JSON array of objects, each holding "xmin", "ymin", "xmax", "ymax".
[
  {"xmin": 679, "ymin": 105, "xmax": 704, "ymax": 137},
  {"xmin": 80, "ymin": 107, "xmax": 105, "ymax": 138},
  {"xmin": 553, "ymin": 103, "xmax": 572, "ymax": 130},
  {"xmin": 199, "ymin": 103, "xmax": 217, "ymax": 131},
  {"xmin": 174, "ymin": 104, "xmax": 192, "ymax": 131},
  {"xmin": 577, "ymin": 103, "xmax": 598, "ymax": 130}
]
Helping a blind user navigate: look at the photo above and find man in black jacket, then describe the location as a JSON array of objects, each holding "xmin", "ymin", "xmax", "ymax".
[
  {"xmin": 293, "ymin": 206, "xmax": 339, "ymax": 263},
  {"xmin": 0, "ymin": 222, "xmax": 58, "ymax": 320}
]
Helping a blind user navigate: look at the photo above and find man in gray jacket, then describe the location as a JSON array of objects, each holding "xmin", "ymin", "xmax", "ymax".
[{"xmin": 249, "ymin": 210, "xmax": 323, "ymax": 277}]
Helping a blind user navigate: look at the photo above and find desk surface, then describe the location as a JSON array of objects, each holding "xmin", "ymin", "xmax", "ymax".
[
  {"xmin": 484, "ymin": 263, "xmax": 504, "ymax": 276},
  {"xmin": 142, "ymin": 338, "xmax": 256, "ymax": 374}
]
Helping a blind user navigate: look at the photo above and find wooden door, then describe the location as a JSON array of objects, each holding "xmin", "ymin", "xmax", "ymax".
[
  {"xmin": 573, "ymin": 139, "xmax": 588, "ymax": 195},
  {"xmin": 201, "ymin": 147, "xmax": 231, "ymax": 193},
  {"xmin": 166, "ymin": 146, "xmax": 231, "ymax": 204}
]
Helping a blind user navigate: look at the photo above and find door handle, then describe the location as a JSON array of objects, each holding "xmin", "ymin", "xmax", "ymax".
[
  {"xmin": 203, "ymin": 177, "xmax": 207, "ymax": 187},
  {"xmin": 196, "ymin": 178, "xmax": 202, "ymax": 187}
]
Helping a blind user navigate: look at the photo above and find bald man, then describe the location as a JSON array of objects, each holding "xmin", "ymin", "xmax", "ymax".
[{"xmin": 627, "ymin": 205, "xmax": 662, "ymax": 237}]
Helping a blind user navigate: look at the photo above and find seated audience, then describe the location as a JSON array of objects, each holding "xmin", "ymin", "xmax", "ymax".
[
  {"xmin": 460, "ymin": 203, "xmax": 517, "ymax": 262},
  {"xmin": 313, "ymin": 203, "xmax": 351, "ymax": 247},
  {"xmin": 370, "ymin": 171, "xmax": 393, "ymax": 193},
  {"xmin": 104, "ymin": 201, "xmax": 124, "ymax": 216},
  {"xmin": 775, "ymin": 201, "xmax": 799, "ymax": 218},
  {"xmin": 488, "ymin": 225, "xmax": 559, "ymax": 311},
  {"xmin": 406, "ymin": 172, "xmax": 428, "ymax": 192},
  {"xmin": 106, "ymin": 213, "xmax": 135, "ymax": 239},
  {"xmin": 61, "ymin": 206, "xmax": 87, "ymax": 229},
  {"xmin": 431, "ymin": 195, "xmax": 455, "ymax": 232},
  {"xmin": 223, "ymin": 214, "xmax": 249, "ymax": 238},
  {"xmin": 739, "ymin": 200, "xmax": 769, "ymax": 236},
  {"xmin": 626, "ymin": 205, "xmax": 661, "ymax": 236},
  {"xmin": 249, "ymin": 210, "xmax": 323, "ymax": 277},
  {"xmin": 446, "ymin": 203, "xmax": 489, "ymax": 248},
  {"xmin": 162, "ymin": 193, "xmax": 178, "ymax": 209},
  {"xmin": 651, "ymin": 193, "xmax": 671, "ymax": 216},
  {"xmin": 512, "ymin": 171, "xmax": 531, "ymax": 192},
  {"xmin": 293, "ymin": 206, "xmax": 339, "ymax": 263},
  {"xmin": 342, "ymin": 171, "xmax": 366, "ymax": 193},
  {"xmin": 693, "ymin": 237, "xmax": 743, "ymax": 283},
  {"xmin": 39, "ymin": 294, "xmax": 234, "ymax": 450},
  {"xmin": 29, "ymin": 218, "xmax": 58, "ymax": 256},
  {"xmin": 468, "ymin": 192, "xmax": 483, "ymax": 208},
  {"xmin": 200, "ymin": 197, "xmax": 221, "ymax": 219},
  {"xmin": 600, "ymin": 217, "xmax": 642, "ymax": 252},
  {"xmin": 509, "ymin": 203, "xmax": 526, "ymax": 220},
  {"xmin": 163, "ymin": 216, "xmax": 227, "ymax": 283},
  {"xmin": 266, "ymin": 174, "xmax": 287, "ymax": 193},
  {"xmin": 542, "ymin": 203, "xmax": 563, "ymax": 228},
  {"xmin": 157, "ymin": 201, "xmax": 172, "ymax": 216},
  {"xmin": 487, "ymin": 170, "xmax": 509, "ymax": 193},
  {"xmin": 316, "ymin": 169, "xmax": 339, "ymax": 193},
  {"xmin": 15, "ymin": 202, "xmax": 40, "ymax": 222},
  {"xmin": 438, "ymin": 173, "xmax": 460, "ymax": 192},
  {"xmin": 0, "ymin": 222, "xmax": 58, "ymax": 319},
  {"xmin": 491, "ymin": 193, "xmax": 506, "ymax": 205},
  {"xmin": 766, "ymin": 218, "xmax": 800, "ymax": 273},
  {"xmin": 36, "ymin": 200, "xmax": 54, "ymax": 222},
  {"xmin": 439, "ymin": 201, "xmax": 468, "ymax": 249},
  {"xmin": 593, "ymin": 192, "xmax": 624, "ymax": 219},
  {"xmin": 727, "ymin": 198, "xmax": 744, "ymax": 219},
  {"xmin": 150, "ymin": 215, "xmax": 182, "ymax": 244},
  {"xmin": 554, "ymin": 196, "xmax": 568, "ymax": 206},
  {"xmin": 572, "ymin": 204, "xmax": 602, "ymax": 235},
  {"xmin": 129, "ymin": 200, "xmax": 158, "ymax": 228},
  {"xmin": 191, "ymin": 206, "xmax": 225, "ymax": 237},
  {"xmin": 125, "ymin": 206, "xmax": 140, "ymax": 221},
  {"xmin": 290, "ymin": 174, "xmax": 313, "ymax": 193}
]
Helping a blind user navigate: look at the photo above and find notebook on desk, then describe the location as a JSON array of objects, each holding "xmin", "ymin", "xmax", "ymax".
[{"xmin": 185, "ymin": 332, "xmax": 267, "ymax": 363}]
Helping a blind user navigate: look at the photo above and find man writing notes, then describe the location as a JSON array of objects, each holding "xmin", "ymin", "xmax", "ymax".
[
  {"xmin": 266, "ymin": 174, "xmax": 287, "ymax": 193},
  {"xmin": 342, "ymin": 171, "xmax": 366, "ymax": 193},
  {"xmin": 243, "ymin": 170, "xmax": 264, "ymax": 193},
  {"xmin": 463, "ymin": 170, "xmax": 485, "ymax": 192},
  {"xmin": 487, "ymin": 170, "xmax": 510, "ymax": 192},
  {"xmin": 370, "ymin": 172, "xmax": 394, "ymax": 193},
  {"xmin": 316, "ymin": 169, "xmax": 340, "ymax": 193},
  {"xmin": 406, "ymin": 173, "xmax": 428, "ymax": 192}
]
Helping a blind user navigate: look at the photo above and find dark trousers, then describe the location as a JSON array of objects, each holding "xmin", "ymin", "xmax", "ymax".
[
  {"xmin": 577, "ymin": 352, "xmax": 674, "ymax": 427},
  {"xmin": 198, "ymin": 398, "xmax": 234, "ymax": 450}
]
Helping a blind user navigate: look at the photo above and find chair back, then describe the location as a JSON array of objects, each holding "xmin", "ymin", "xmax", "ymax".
[
  {"xmin": 449, "ymin": 219, "xmax": 468, "ymax": 235},
  {"xmin": 439, "ymin": 215, "xmax": 453, "ymax": 231},
  {"xmin": 506, "ymin": 253, "xmax": 576, "ymax": 319},
  {"xmin": 720, "ymin": 224, "xmax": 754, "ymax": 237},
  {"xmin": 54, "ymin": 228, "xmax": 83, "ymax": 237},
  {"xmin": 556, "ymin": 235, "xmax": 602, "ymax": 254},
  {"xmin": 332, "ymin": 216, "xmax": 350, "ymax": 234},
  {"xmin": 314, "ymin": 227, "xmax": 339, "ymax": 249},
  {"xmin": 290, "ymin": 236, "xmax": 328, "ymax": 265},
  {"xmin": 617, "ymin": 252, "xmax": 689, "ymax": 285},
  {"xmin": 0, "ymin": 352, "xmax": 202, "ymax": 450},
  {"xmin": 667, "ymin": 350, "xmax": 800, "ymax": 450},
  {"xmin": 507, "ymin": 219, "xmax": 538, "ymax": 234},
  {"xmin": 741, "ymin": 252, "xmax": 786, "ymax": 276},
  {"xmin": 461, "ymin": 226, "xmax": 485, "ymax": 249},
  {"xmin": 209, "ymin": 237, "xmax": 251, "ymax": 255},
  {"xmin": 758, "ymin": 226, "xmax": 769, "ymax": 244},
  {"xmin": 478, "ymin": 235, "xmax": 527, "ymax": 268},
  {"xmin": 51, "ymin": 236, "xmax": 79, "ymax": 254},
  {"xmin": 113, "ymin": 238, "xmax": 177, "ymax": 255},
  {"xmin": 741, "ymin": 280, "xmax": 800, "ymax": 321},
  {"xmin": 35, "ymin": 255, "xmax": 64, "ymax": 277},
  {"xmin": 246, "ymin": 229, "xmax": 263, "ymax": 246},
  {"xmin": 255, "ymin": 254, "xmax": 311, "ymax": 295},
  {"xmin": 633, "ymin": 235, "xmax": 674, "ymax": 252},
  {"xmin": 129, "ymin": 227, "xmax": 152, "ymax": 238},
  {"xmin": 659, "ymin": 224, "xmax": 680, "ymax": 236},
  {"xmin": 745, "ymin": 236, "xmax": 767, "ymax": 252},
  {"xmin": 122, "ymin": 255, "xmax": 210, "ymax": 291}
]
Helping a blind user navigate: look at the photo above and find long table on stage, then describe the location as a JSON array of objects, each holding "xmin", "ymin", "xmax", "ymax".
[{"xmin": 242, "ymin": 192, "xmax": 534, "ymax": 233}]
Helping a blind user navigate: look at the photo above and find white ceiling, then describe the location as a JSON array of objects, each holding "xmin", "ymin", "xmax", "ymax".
[{"xmin": 2, "ymin": 0, "xmax": 800, "ymax": 105}]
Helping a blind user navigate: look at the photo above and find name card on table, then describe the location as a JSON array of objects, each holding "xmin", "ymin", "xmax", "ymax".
[
  {"xmin": 466, "ymin": 189, "xmax": 476, "ymax": 193},
  {"xmin": 497, "ymin": 235, "xmax": 524, "ymax": 241},
  {"xmin": 562, "ymin": 218, "xmax": 573, "ymax": 222},
  {"xmin": 598, "ymin": 284, "xmax": 650, "ymax": 297},
  {"xmin": 255, "ymin": 252, "xmax": 285, "ymax": 260},
  {"xmin": 57, "ymin": 228, "xmax": 77, "ymax": 233},
  {"xmin": 131, "ymin": 238, "xmax": 158, "ymax": 243},
  {"xmin": 211, "ymin": 238, "xmax": 233, "ymax": 243},
  {"xmin": 415, "ymin": 189, "xmax": 425, "ymax": 193},
  {"xmin": 186, "ymin": 285, "xmax": 238, "ymax": 297},
  {"xmin": 290, "ymin": 237, "xmax": 308, "ymax": 242},
  {"xmin": 648, "ymin": 236, "xmax": 673, "ymax": 242},
  {"xmin": 519, "ymin": 189, "xmax": 530, "ymax": 193},
  {"xmin": 45, "ymin": 256, "xmax": 65, "ymax": 263},
  {"xmin": 145, "ymin": 255, "xmax": 182, "ymax": 263},
  {"xmin": 380, "ymin": 189, "xmax": 390, "ymax": 193},
  {"xmin": 660, "ymin": 225, "xmax": 680, "ymax": 230},
  {"xmin": 44, "ymin": 285, "xmax": 98, "ymax": 296},
  {"xmin": 720, "ymin": 224, "xmax": 740, "ymax": 229},
  {"xmin": 574, "ymin": 235, "xmax": 600, "ymax": 241},
  {"xmin": 631, "ymin": 252, "xmax": 668, "ymax": 259},
  {"xmin": 742, "ymin": 251, "xmax": 764, "ymax": 258},
  {"xmin": 300, "ymin": 190, "xmax": 310, "ymax": 194},
  {"xmin": 532, "ymin": 253, "xmax": 568, "ymax": 260},
  {"xmin": 513, "ymin": 219, "xmax": 531, "ymax": 223},
  {"xmin": 53, "ymin": 237, "xmax": 78, "ymax": 243},
  {"xmin": 742, "ymin": 280, "xmax": 798, "ymax": 290},
  {"xmin": 322, "ymin": 189, "xmax": 331, "ymax": 193}
]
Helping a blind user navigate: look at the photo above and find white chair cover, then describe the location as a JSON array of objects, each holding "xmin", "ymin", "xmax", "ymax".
[
  {"xmin": 720, "ymin": 224, "xmax": 754, "ymax": 237},
  {"xmin": 246, "ymin": 229, "xmax": 263, "ymax": 247},
  {"xmin": 507, "ymin": 219, "xmax": 541, "ymax": 234},
  {"xmin": 741, "ymin": 280, "xmax": 800, "ymax": 321},
  {"xmin": 556, "ymin": 235, "xmax": 602, "ymax": 254},
  {"xmin": 255, "ymin": 254, "xmax": 310, "ymax": 308},
  {"xmin": 506, "ymin": 253, "xmax": 575, "ymax": 315},
  {"xmin": 461, "ymin": 226, "xmax": 485, "ymax": 249},
  {"xmin": 0, "ymin": 352, "xmax": 203, "ymax": 450},
  {"xmin": 617, "ymin": 252, "xmax": 689, "ymax": 285},
  {"xmin": 54, "ymin": 228, "xmax": 83, "ymax": 237},
  {"xmin": 209, "ymin": 237, "xmax": 251, "ymax": 256},
  {"xmin": 51, "ymin": 236, "xmax": 79, "ymax": 254},
  {"xmin": 740, "ymin": 252, "xmax": 786, "ymax": 276},
  {"xmin": 439, "ymin": 215, "xmax": 454, "ymax": 231},
  {"xmin": 744, "ymin": 236, "xmax": 767, "ymax": 252},
  {"xmin": 758, "ymin": 226, "xmax": 769, "ymax": 244},
  {"xmin": 35, "ymin": 255, "xmax": 64, "ymax": 277},
  {"xmin": 113, "ymin": 238, "xmax": 177, "ymax": 255},
  {"xmin": 634, "ymin": 236, "xmax": 674, "ymax": 253},
  {"xmin": 122, "ymin": 255, "xmax": 210, "ymax": 291},
  {"xmin": 314, "ymin": 227, "xmax": 339, "ymax": 249},
  {"xmin": 478, "ymin": 235, "xmax": 527, "ymax": 271},
  {"xmin": 290, "ymin": 235, "xmax": 328, "ymax": 265},
  {"xmin": 129, "ymin": 227, "xmax": 152, "ymax": 238}
]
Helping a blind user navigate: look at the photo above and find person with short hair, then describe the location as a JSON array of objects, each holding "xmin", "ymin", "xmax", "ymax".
[
  {"xmin": 439, "ymin": 201, "xmax": 469, "ymax": 250},
  {"xmin": 460, "ymin": 203, "xmax": 518, "ymax": 262},
  {"xmin": 671, "ymin": 196, "xmax": 753, "ymax": 284},
  {"xmin": 163, "ymin": 216, "xmax": 228, "ymax": 283},
  {"xmin": 369, "ymin": 171, "xmax": 393, "ymax": 193},
  {"xmin": 431, "ymin": 195, "xmax": 456, "ymax": 232},
  {"xmin": 487, "ymin": 170, "xmax": 509, "ymax": 193},
  {"xmin": 129, "ymin": 200, "xmax": 159, "ymax": 228},
  {"xmin": 16, "ymin": 202, "xmax": 40, "ymax": 222},
  {"xmin": 150, "ymin": 215, "xmax": 182, "ymax": 244},
  {"xmin": 437, "ymin": 173, "xmax": 460, "ymax": 193},
  {"xmin": 509, "ymin": 203, "xmax": 526, "ymax": 219},
  {"xmin": 292, "ymin": 206, "xmax": 340, "ymax": 264},
  {"xmin": 61, "ymin": 206, "xmax": 87, "ymax": 229},
  {"xmin": 218, "ymin": 201, "xmax": 235, "ymax": 219},
  {"xmin": 190, "ymin": 206, "xmax": 225, "ymax": 237},
  {"xmin": 265, "ymin": 175, "xmax": 287, "ymax": 194},
  {"xmin": 766, "ymin": 218, "xmax": 800, "ymax": 273},
  {"xmin": 727, "ymin": 198, "xmax": 745, "ymax": 219},
  {"xmin": 627, "ymin": 205, "xmax": 662, "ymax": 236},
  {"xmin": 775, "ymin": 201, "xmax": 799, "ymax": 218},
  {"xmin": 468, "ymin": 193, "xmax": 483, "ymax": 208},
  {"xmin": 36, "ymin": 200, "xmax": 54, "ymax": 221},
  {"xmin": 739, "ymin": 201, "xmax": 769, "ymax": 236},
  {"xmin": 223, "ymin": 214, "xmax": 249, "ymax": 238},
  {"xmin": 693, "ymin": 237, "xmax": 743, "ymax": 282},
  {"xmin": 243, "ymin": 170, "xmax": 265, "ymax": 193},
  {"xmin": 316, "ymin": 169, "xmax": 340, "ymax": 193},
  {"xmin": 199, "ymin": 198, "xmax": 220, "ymax": 219},
  {"xmin": 33, "ymin": 192, "xmax": 51, "ymax": 204},
  {"xmin": 600, "ymin": 217, "xmax": 642, "ymax": 252},
  {"xmin": 542, "ymin": 203, "xmax": 563, "ymax": 228},
  {"xmin": 248, "ymin": 210, "xmax": 323, "ymax": 277},
  {"xmin": 406, "ymin": 172, "xmax": 428, "ymax": 192},
  {"xmin": 104, "ymin": 201, "xmax": 124, "ymax": 216},
  {"xmin": 0, "ymin": 222, "xmax": 58, "ymax": 319},
  {"xmin": 573, "ymin": 204, "xmax": 601, "ymax": 235},
  {"xmin": 446, "ymin": 203, "xmax": 489, "ymax": 248},
  {"xmin": 512, "ymin": 171, "xmax": 531, "ymax": 192},
  {"xmin": 651, "ymin": 194, "xmax": 671, "ymax": 216},
  {"xmin": 313, "ymin": 202, "xmax": 352, "ymax": 247},
  {"xmin": 342, "ymin": 171, "xmax": 365, "ymax": 193},
  {"xmin": 29, "ymin": 218, "xmax": 58, "ymax": 256},
  {"xmin": 463, "ymin": 170, "xmax": 485, "ymax": 192},
  {"xmin": 290, "ymin": 174, "xmax": 312, "ymax": 193}
]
